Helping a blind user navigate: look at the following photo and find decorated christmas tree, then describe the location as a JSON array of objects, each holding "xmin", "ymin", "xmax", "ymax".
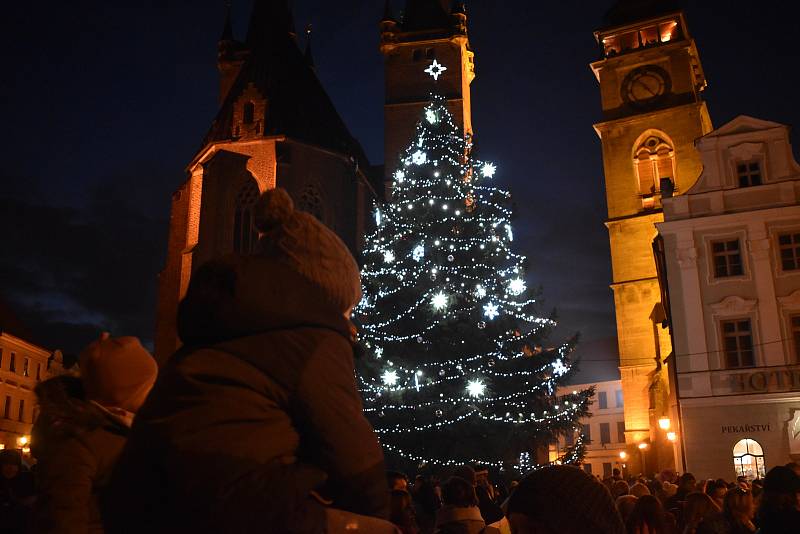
[{"xmin": 354, "ymin": 89, "xmax": 593, "ymax": 473}]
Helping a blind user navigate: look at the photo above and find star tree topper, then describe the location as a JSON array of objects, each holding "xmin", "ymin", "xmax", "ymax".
[{"xmin": 425, "ymin": 59, "xmax": 448, "ymax": 81}]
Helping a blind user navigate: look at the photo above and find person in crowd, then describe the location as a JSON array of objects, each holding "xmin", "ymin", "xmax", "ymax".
[
  {"xmin": 411, "ymin": 474, "xmax": 441, "ymax": 534},
  {"xmin": 666, "ymin": 473, "xmax": 696, "ymax": 511},
  {"xmin": 389, "ymin": 472, "xmax": 410, "ymax": 492},
  {"xmin": 31, "ymin": 334, "xmax": 157, "ymax": 534},
  {"xmin": 626, "ymin": 494, "xmax": 675, "ymax": 534},
  {"xmin": 433, "ymin": 476, "xmax": 499, "ymax": 534},
  {"xmin": 630, "ymin": 482, "xmax": 651, "ymax": 498},
  {"xmin": 704, "ymin": 480, "xmax": 727, "ymax": 510},
  {"xmin": 750, "ymin": 479, "xmax": 763, "ymax": 512},
  {"xmin": 722, "ymin": 487, "xmax": 756, "ymax": 534},
  {"xmin": 616, "ymin": 495, "xmax": 638, "ymax": 524},
  {"xmin": 613, "ymin": 468, "xmax": 624, "ymax": 481},
  {"xmin": 613, "ymin": 479, "xmax": 631, "ymax": 499},
  {"xmin": 505, "ymin": 465, "xmax": 625, "ymax": 534},
  {"xmin": 681, "ymin": 492, "xmax": 721, "ymax": 534},
  {"xmin": 785, "ymin": 462, "xmax": 800, "ymax": 478},
  {"xmin": 0, "ymin": 449, "xmax": 35, "ymax": 534},
  {"xmin": 453, "ymin": 465, "xmax": 504, "ymax": 525},
  {"xmin": 102, "ymin": 188, "xmax": 392, "ymax": 533},
  {"xmin": 391, "ymin": 489, "xmax": 420, "ymax": 534},
  {"xmin": 756, "ymin": 465, "xmax": 800, "ymax": 534}
]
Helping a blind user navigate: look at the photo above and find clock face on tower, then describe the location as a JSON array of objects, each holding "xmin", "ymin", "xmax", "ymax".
[{"xmin": 621, "ymin": 65, "xmax": 671, "ymax": 107}]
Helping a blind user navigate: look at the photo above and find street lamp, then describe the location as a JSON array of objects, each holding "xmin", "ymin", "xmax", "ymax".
[
  {"xmin": 17, "ymin": 436, "xmax": 28, "ymax": 447},
  {"xmin": 619, "ymin": 451, "xmax": 628, "ymax": 460},
  {"xmin": 638, "ymin": 442, "xmax": 649, "ymax": 475},
  {"xmin": 667, "ymin": 431, "xmax": 677, "ymax": 442},
  {"xmin": 658, "ymin": 417, "xmax": 671, "ymax": 430}
]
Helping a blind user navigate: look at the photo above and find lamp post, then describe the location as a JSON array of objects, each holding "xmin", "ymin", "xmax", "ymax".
[{"xmin": 638, "ymin": 442, "xmax": 649, "ymax": 475}]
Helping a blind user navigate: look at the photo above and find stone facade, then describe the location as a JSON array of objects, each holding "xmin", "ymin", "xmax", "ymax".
[
  {"xmin": 657, "ymin": 115, "xmax": 800, "ymax": 479},
  {"xmin": 590, "ymin": 4, "xmax": 713, "ymax": 473}
]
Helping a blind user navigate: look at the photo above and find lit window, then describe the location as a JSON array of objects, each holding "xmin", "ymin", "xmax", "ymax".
[
  {"xmin": 243, "ymin": 102, "xmax": 255, "ymax": 125},
  {"xmin": 737, "ymin": 161, "xmax": 762, "ymax": 187},
  {"xmin": 615, "ymin": 389, "xmax": 624, "ymax": 408},
  {"xmin": 712, "ymin": 239, "xmax": 743, "ymax": 278},
  {"xmin": 600, "ymin": 423, "xmax": 611, "ymax": 444},
  {"xmin": 634, "ymin": 135, "xmax": 675, "ymax": 210},
  {"xmin": 598, "ymin": 391, "xmax": 608, "ymax": 409},
  {"xmin": 732, "ymin": 438, "xmax": 765, "ymax": 480},
  {"xmin": 233, "ymin": 180, "xmax": 260, "ymax": 255},
  {"xmin": 791, "ymin": 315, "xmax": 800, "ymax": 362},
  {"xmin": 779, "ymin": 233, "xmax": 800, "ymax": 271},
  {"xmin": 722, "ymin": 319, "xmax": 755, "ymax": 368},
  {"xmin": 659, "ymin": 21, "xmax": 679, "ymax": 42}
]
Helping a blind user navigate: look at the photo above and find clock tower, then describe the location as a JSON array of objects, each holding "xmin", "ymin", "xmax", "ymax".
[{"xmin": 590, "ymin": 0, "xmax": 712, "ymax": 472}]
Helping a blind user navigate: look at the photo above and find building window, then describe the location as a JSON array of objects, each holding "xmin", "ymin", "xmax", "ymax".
[
  {"xmin": 722, "ymin": 319, "xmax": 755, "ymax": 368},
  {"xmin": 0, "ymin": 348, "xmax": 3, "ymax": 369},
  {"xmin": 791, "ymin": 315, "xmax": 800, "ymax": 362},
  {"xmin": 603, "ymin": 462, "xmax": 613, "ymax": 478},
  {"xmin": 634, "ymin": 135, "xmax": 675, "ymax": 210},
  {"xmin": 233, "ymin": 180, "xmax": 260, "ymax": 255},
  {"xmin": 18, "ymin": 399, "xmax": 24, "ymax": 422},
  {"xmin": 36, "ymin": 363, "xmax": 41, "ymax": 381},
  {"xmin": 583, "ymin": 463, "xmax": 593, "ymax": 475},
  {"xmin": 3, "ymin": 396, "xmax": 10, "ymax": 419},
  {"xmin": 565, "ymin": 430, "xmax": 574, "ymax": 447},
  {"xmin": 23, "ymin": 358, "xmax": 29, "ymax": 377},
  {"xmin": 9, "ymin": 352, "xmax": 15, "ymax": 373},
  {"xmin": 242, "ymin": 102, "xmax": 255, "ymax": 124},
  {"xmin": 779, "ymin": 233, "xmax": 800, "ymax": 271},
  {"xmin": 582, "ymin": 424, "xmax": 592, "ymax": 443},
  {"xmin": 600, "ymin": 423, "xmax": 611, "ymax": 445},
  {"xmin": 297, "ymin": 185, "xmax": 324, "ymax": 222},
  {"xmin": 598, "ymin": 391, "xmax": 608, "ymax": 409},
  {"xmin": 733, "ymin": 438, "xmax": 766, "ymax": 480},
  {"xmin": 712, "ymin": 239, "xmax": 743, "ymax": 278},
  {"xmin": 425, "ymin": 48, "xmax": 435, "ymax": 59},
  {"xmin": 737, "ymin": 160, "xmax": 762, "ymax": 187},
  {"xmin": 615, "ymin": 389, "xmax": 624, "ymax": 408},
  {"xmin": 617, "ymin": 421, "xmax": 626, "ymax": 443}
]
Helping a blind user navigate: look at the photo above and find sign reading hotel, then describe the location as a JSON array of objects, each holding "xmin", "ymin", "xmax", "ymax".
[{"xmin": 729, "ymin": 367, "xmax": 800, "ymax": 394}]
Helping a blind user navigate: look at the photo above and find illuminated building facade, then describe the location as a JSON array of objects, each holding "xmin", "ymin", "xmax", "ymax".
[
  {"xmin": 590, "ymin": 0, "xmax": 713, "ymax": 473},
  {"xmin": 657, "ymin": 116, "xmax": 800, "ymax": 479}
]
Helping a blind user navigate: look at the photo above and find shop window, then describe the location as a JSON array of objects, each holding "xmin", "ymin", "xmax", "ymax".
[
  {"xmin": 634, "ymin": 135, "xmax": 675, "ymax": 210},
  {"xmin": 778, "ymin": 232, "xmax": 800, "ymax": 271},
  {"xmin": 603, "ymin": 463, "xmax": 613, "ymax": 478},
  {"xmin": 722, "ymin": 319, "xmax": 755, "ymax": 368},
  {"xmin": 600, "ymin": 423, "xmax": 611, "ymax": 445},
  {"xmin": 583, "ymin": 463, "xmax": 593, "ymax": 475},
  {"xmin": 233, "ymin": 180, "xmax": 260, "ymax": 255},
  {"xmin": 615, "ymin": 389, "xmax": 624, "ymax": 407},
  {"xmin": 598, "ymin": 391, "xmax": 608, "ymax": 409},
  {"xmin": 737, "ymin": 160, "xmax": 762, "ymax": 187},
  {"xmin": 712, "ymin": 239, "xmax": 743, "ymax": 278},
  {"xmin": 791, "ymin": 315, "xmax": 800, "ymax": 362},
  {"xmin": 733, "ymin": 438, "xmax": 766, "ymax": 480},
  {"xmin": 617, "ymin": 421, "xmax": 626, "ymax": 443},
  {"xmin": 582, "ymin": 424, "xmax": 592, "ymax": 443}
]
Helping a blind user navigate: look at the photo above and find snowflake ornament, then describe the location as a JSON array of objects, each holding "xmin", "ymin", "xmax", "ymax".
[
  {"xmin": 508, "ymin": 278, "xmax": 526, "ymax": 296},
  {"xmin": 425, "ymin": 109, "xmax": 438, "ymax": 124},
  {"xmin": 432, "ymin": 291, "xmax": 448, "ymax": 311},
  {"xmin": 412, "ymin": 150, "xmax": 428, "ymax": 165},
  {"xmin": 382, "ymin": 369, "xmax": 399, "ymax": 386},
  {"xmin": 552, "ymin": 359, "xmax": 568, "ymax": 377},
  {"xmin": 483, "ymin": 302, "xmax": 500, "ymax": 320},
  {"xmin": 482, "ymin": 163, "xmax": 497, "ymax": 178},
  {"xmin": 466, "ymin": 379, "xmax": 486, "ymax": 398},
  {"xmin": 412, "ymin": 244, "xmax": 425, "ymax": 262},
  {"xmin": 384, "ymin": 250, "xmax": 395, "ymax": 264},
  {"xmin": 475, "ymin": 285, "xmax": 487, "ymax": 298}
]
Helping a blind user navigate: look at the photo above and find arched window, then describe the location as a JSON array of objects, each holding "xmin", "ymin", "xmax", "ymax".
[
  {"xmin": 297, "ymin": 184, "xmax": 324, "ymax": 222},
  {"xmin": 243, "ymin": 102, "xmax": 255, "ymax": 124},
  {"xmin": 634, "ymin": 134, "xmax": 675, "ymax": 210},
  {"xmin": 732, "ymin": 438, "xmax": 766, "ymax": 480},
  {"xmin": 233, "ymin": 180, "xmax": 260, "ymax": 254}
]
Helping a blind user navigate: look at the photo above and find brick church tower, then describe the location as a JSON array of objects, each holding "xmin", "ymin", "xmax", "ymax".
[
  {"xmin": 154, "ymin": 0, "xmax": 372, "ymax": 362},
  {"xmin": 590, "ymin": 0, "xmax": 713, "ymax": 472},
  {"xmin": 380, "ymin": 0, "xmax": 475, "ymax": 182}
]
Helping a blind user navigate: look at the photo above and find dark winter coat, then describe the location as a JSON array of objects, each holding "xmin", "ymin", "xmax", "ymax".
[
  {"xmin": 31, "ymin": 375, "xmax": 129, "ymax": 534},
  {"xmin": 434, "ymin": 506, "xmax": 501, "ymax": 534},
  {"xmin": 103, "ymin": 255, "xmax": 388, "ymax": 534}
]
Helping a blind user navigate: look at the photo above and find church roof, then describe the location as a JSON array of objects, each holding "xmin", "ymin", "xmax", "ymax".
[
  {"xmin": 401, "ymin": 0, "xmax": 452, "ymax": 31},
  {"xmin": 202, "ymin": 0, "xmax": 368, "ymax": 165},
  {"xmin": 602, "ymin": 0, "xmax": 682, "ymax": 28},
  {"xmin": 701, "ymin": 115, "xmax": 785, "ymax": 139}
]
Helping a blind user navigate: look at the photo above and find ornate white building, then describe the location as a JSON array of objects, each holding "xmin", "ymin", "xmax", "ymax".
[{"xmin": 657, "ymin": 115, "xmax": 800, "ymax": 479}]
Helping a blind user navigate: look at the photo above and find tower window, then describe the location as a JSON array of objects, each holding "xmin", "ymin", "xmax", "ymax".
[
  {"xmin": 712, "ymin": 239, "xmax": 743, "ymax": 278},
  {"xmin": 297, "ymin": 185, "xmax": 324, "ymax": 222},
  {"xmin": 412, "ymin": 49, "xmax": 422, "ymax": 62},
  {"xmin": 243, "ymin": 102, "xmax": 255, "ymax": 124},
  {"xmin": 737, "ymin": 160, "xmax": 762, "ymax": 187},
  {"xmin": 779, "ymin": 232, "xmax": 800, "ymax": 271},
  {"xmin": 233, "ymin": 180, "xmax": 260, "ymax": 255},
  {"xmin": 722, "ymin": 319, "xmax": 755, "ymax": 368},
  {"xmin": 425, "ymin": 48, "xmax": 435, "ymax": 59},
  {"xmin": 634, "ymin": 135, "xmax": 675, "ymax": 210}
]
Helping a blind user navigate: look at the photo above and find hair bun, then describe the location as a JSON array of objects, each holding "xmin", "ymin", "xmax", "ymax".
[{"xmin": 254, "ymin": 187, "xmax": 295, "ymax": 232}]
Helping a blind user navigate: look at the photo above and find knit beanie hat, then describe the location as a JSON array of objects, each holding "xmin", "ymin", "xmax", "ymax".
[
  {"xmin": 507, "ymin": 465, "xmax": 625, "ymax": 534},
  {"xmin": 254, "ymin": 187, "xmax": 361, "ymax": 313},
  {"xmin": 78, "ymin": 333, "xmax": 158, "ymax": 413}
]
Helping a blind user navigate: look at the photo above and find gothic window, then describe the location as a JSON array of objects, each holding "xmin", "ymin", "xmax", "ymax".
[
  {"xmin": 297, "ymin": 185, "xmax": 324, "ymax": 222},
  {"xmin": 732, "ymin": 439, "xmax": 765, "ymax": 480},
  {"xmin": 243, "ymin": 102, "xmax": 255, "ymax": 124},
  {"xmin": 233, "ymin": 180, "xmax": 260, "ymax": 255},
  {"xmin": 721, "ymin": 319, "xmax": 755, "ymax": 368},
  {"xmin": 634, "ymin": 135, "xmax": 675, "ymax": 210}
]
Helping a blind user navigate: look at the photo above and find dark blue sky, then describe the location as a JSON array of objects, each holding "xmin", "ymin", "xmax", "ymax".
[{"xmin": 1, "ymin": 1, "xmax": 798, "ymax": 379}]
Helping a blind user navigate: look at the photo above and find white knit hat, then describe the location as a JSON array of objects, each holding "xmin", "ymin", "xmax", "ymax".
[{"xmin": 254, "ymin": 187, "xmax": 361, "ymax": 313}]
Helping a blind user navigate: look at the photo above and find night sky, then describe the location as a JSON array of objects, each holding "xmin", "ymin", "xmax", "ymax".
[{"xmin": 1, "ymin": 1, "xmax": 798, "ymax": 380}]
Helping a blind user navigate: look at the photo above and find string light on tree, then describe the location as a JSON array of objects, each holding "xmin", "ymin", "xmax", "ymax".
[{"xmin": 354, "ymin": 94, "xmax": 592, "ymax": 472}]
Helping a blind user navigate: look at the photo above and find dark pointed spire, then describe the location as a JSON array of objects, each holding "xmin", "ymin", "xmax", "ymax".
[
  {"xmin": 304, "ymin": 25, "xmax": 315, "ymax": 69},
  {"xmin": 451, "ymin": 1, "xmax": 466, "ymax": 15},
  {"xmin": 401, "ymin": 0, "xmax": 451, "ymax": 30},
  {"xmin": 382, "ymin": 0, "xmax": 396, "ymax": 22},
  {"xmin": 220, "ymin": 0, "xmax": 234, "ymax": 41},
  {"xmin": 246, "ymin": 0, "xmax": 295, "ymax": 48}
]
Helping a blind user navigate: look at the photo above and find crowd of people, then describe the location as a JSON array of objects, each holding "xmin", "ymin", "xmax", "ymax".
[{"xmin": 1, "ymin": 188, "xmax": 799, "ymax": 533}]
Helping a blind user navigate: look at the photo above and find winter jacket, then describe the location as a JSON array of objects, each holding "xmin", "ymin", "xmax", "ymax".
[
  {"xmin": 434, "ymin": 506, "xmax": 501, "ymax": 534},
  {"xmin": 31, "ymin": 375, "xmax": 129, "ymax": 534},
  {"xmin": 103, "ymin": 255, "xmax": 388, "ymax": 533}
]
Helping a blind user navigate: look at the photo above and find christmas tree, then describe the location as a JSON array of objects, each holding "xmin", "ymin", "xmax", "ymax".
[{"xmin": 354, "ymin": 90, "xmax": 593, "ymax": 473}]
